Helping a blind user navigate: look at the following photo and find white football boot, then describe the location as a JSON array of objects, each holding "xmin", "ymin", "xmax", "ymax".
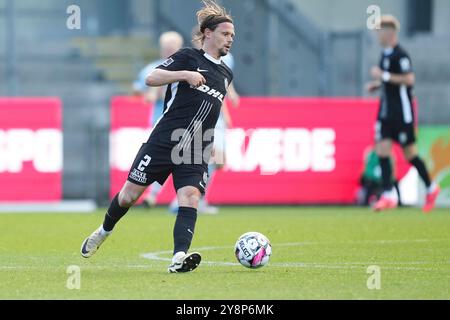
[
  {"xmin": 80, "ymin": 226, "xmax": 111, "ymax": 258},
  {"xmin": 168, "ymin": 251, "xmax": 202, "ymax": 273}
]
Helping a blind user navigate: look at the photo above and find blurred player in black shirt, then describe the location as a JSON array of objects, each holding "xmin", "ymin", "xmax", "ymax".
[
  {"xmin": 81, "ymin": 0, "xmax": 235, "ymax": 272},
  {"xmin": 366, "ymin": 15, "xmax": 440, "ymax": 213}
]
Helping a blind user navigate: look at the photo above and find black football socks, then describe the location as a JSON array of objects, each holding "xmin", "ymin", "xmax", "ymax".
[
  {"xmin": 379, "ymin": 157, "xmax": 393, "ymax": 191},
  {"xmin": 173, "ymin": 206, "xmax": 198, "ymax": 255},
  {"xmin": 409, "ymin": 156, "xmax": 432, "ymax": 188},
  {"xmin": 102, "ymin": 193, "xmax": 130, "ymax": 232}
]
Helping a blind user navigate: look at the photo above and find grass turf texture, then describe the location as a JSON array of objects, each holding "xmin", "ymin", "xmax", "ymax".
[{"xmin": 0, "ymin": 206, "xmax": 449, "ymax": 299}]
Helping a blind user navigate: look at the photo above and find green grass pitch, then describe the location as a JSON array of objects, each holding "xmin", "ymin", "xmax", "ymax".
[{"xmin": 0, "ymin": 206, "xmax": 449, "ymax": 299}]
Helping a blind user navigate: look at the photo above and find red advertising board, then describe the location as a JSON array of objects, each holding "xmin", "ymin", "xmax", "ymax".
[
  {"xmin": 0, "ymin": 98, "xmax": 62, "ymax": 201},
  {"xmin": 110, "ymin": 97, "xmax": 411, "ymax": 204}
]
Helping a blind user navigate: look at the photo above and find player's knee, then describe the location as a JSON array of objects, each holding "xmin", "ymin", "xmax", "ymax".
[
  {"xmin": 376, "ymin": 149, "xmax": 390, "ymax": 158},
  {"xmin": 375, "ymin": 143, "xmax": 391, "ymax": 157},
  {"xmin": 118, "ymin": 189, "xmax": 140, "ymax": 208},
  {"xmin": 177, "ymin": 187, "xmax": 201, "ymax": 208},
  {"xmin": 405, "ymin": 153, "xmax": 415, "ymax": 162},
  {"xmin": 403, "ymin": 145, "xmax": 418, "ymax": 162},
  {"xmin": 406, "ymin": 154, "xmax": 418, "ymax": 163}
]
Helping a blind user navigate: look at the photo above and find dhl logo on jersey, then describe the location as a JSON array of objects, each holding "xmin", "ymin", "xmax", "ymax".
[{"xmin": 191, "ymin": 84, "xmax": 224, "ymax": 103}]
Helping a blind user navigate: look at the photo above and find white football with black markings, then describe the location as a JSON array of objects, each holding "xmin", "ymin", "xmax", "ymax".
[{"xmin": 234, "ymin": 232, "xmax": 272, "ymax": 268}]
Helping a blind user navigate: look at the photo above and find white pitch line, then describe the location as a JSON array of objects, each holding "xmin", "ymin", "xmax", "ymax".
[
  {"xmin": 1, "ymin": 263, "xmax": 448, "ymax": 272},
  {"xmin": 1, "ymin": 240, "xmax": 448, "ymax": 272},
  {"xmin": 140, "ymin": 241, "xmax": 450, "ymax": 271}
]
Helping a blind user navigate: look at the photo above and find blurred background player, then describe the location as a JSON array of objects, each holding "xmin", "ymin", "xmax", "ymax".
[
  {"xmin": 356, "ymin": 145, "xmax": 401, "ymax": 207},
  {"xmin": 365, "ymin": 15, "xmax": 440, "ymax": 213},
  {"xmin": 168, "ymin": 26, "xmax": 240, "ymax": 214},
  {"xmin": 133, "ymin": 31, "xmax": 184, "ymax": 207}
]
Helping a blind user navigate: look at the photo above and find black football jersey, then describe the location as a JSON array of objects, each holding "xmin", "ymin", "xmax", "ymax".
[
  {"xmin": 378, "ymin": 45, "xmax": 415, "ymax": 124},
  {"xmin": 147, "ymin": 48, "xmax": 233, "ymax": 164}
]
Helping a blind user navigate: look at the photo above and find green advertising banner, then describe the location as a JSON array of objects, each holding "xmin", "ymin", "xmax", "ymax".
[{"xmin": 418, "ymin": 126, "xmax": 450, "ymax": 207}]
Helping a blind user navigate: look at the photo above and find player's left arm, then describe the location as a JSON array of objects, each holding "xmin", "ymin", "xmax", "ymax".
[
  {"xmin": 385, "ymin": 71, "xmax": 415, "ymax": 86},
  {"xmin": 221, "ymin": 100, "xmax": 233, "ymax": 128},
  {"xmin": 226, "ymin": 82, "xmax": 240, "ymax": 108}
]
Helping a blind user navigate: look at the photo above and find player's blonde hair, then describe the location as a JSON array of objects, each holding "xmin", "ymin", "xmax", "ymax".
[
  {"xmin": 378, "ymin": 15, "xmax": 401, "ymax": 32},
  {"xmin": 193, "ymin": 0, "xmax": 233, "ymax": 44},
  {"xmin": 159, "ymin": 31, "xmax": 184, "ymax": 48}
]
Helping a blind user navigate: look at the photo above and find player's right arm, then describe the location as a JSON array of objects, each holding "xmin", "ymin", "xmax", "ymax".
[
  {"xmin": 146, "ymin": 49, "xmax": 206, "ymax": 88},
  {"xmin": 146, "ymin": 69, "xmax": 205, "ymax": 88}
]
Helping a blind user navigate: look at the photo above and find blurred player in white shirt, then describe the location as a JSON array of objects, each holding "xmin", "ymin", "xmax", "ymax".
[{"xmin": 133, "ymin": 31, "xmax": 184, "ymax": 207}]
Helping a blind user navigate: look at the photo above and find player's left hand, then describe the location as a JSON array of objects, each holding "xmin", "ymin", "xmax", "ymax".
[{"xmin": 365, "ymin": 81, "xmax": 381, "ymax": 94}]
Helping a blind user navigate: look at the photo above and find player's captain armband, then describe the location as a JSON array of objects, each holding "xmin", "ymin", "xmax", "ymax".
[
  {"xmin": 400, "ymin": 57, "xmax": 411, "ymax": 72},
  {"xmin": 162, "ymin": 58, "xmax": 174, "ymax": 67}
]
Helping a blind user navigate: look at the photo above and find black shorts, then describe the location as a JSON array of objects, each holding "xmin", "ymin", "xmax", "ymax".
[
  {"xmin": 375, "ymin": 120, "xmax": 416, "ymax": 147},
  {"xmin": 127, "ymin": 143, "xmax": 209, "ymax": 194}
]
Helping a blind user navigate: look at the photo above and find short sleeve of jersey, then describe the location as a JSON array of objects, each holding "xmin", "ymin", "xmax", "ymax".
[
  {"xmin": 398, "ymin": 54, "xmax": 413, "ymax": 74},
  {"xmin": 156, "ymin": 49, "xmax": 192, "ymax": 72}
]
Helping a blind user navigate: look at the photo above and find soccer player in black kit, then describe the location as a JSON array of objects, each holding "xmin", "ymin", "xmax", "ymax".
[
  {"xmin": 366, "ymin": 15, "xmax": 440, "ymax": 213},
  {"xmin": 81, "ymin": 0, "xmax": 235, "ymax": 272}
]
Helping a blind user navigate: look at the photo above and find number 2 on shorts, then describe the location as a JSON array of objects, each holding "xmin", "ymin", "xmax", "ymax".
[{"xmin": 138, "ymin": 155, "xmax": 151, "ymax": 171}]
